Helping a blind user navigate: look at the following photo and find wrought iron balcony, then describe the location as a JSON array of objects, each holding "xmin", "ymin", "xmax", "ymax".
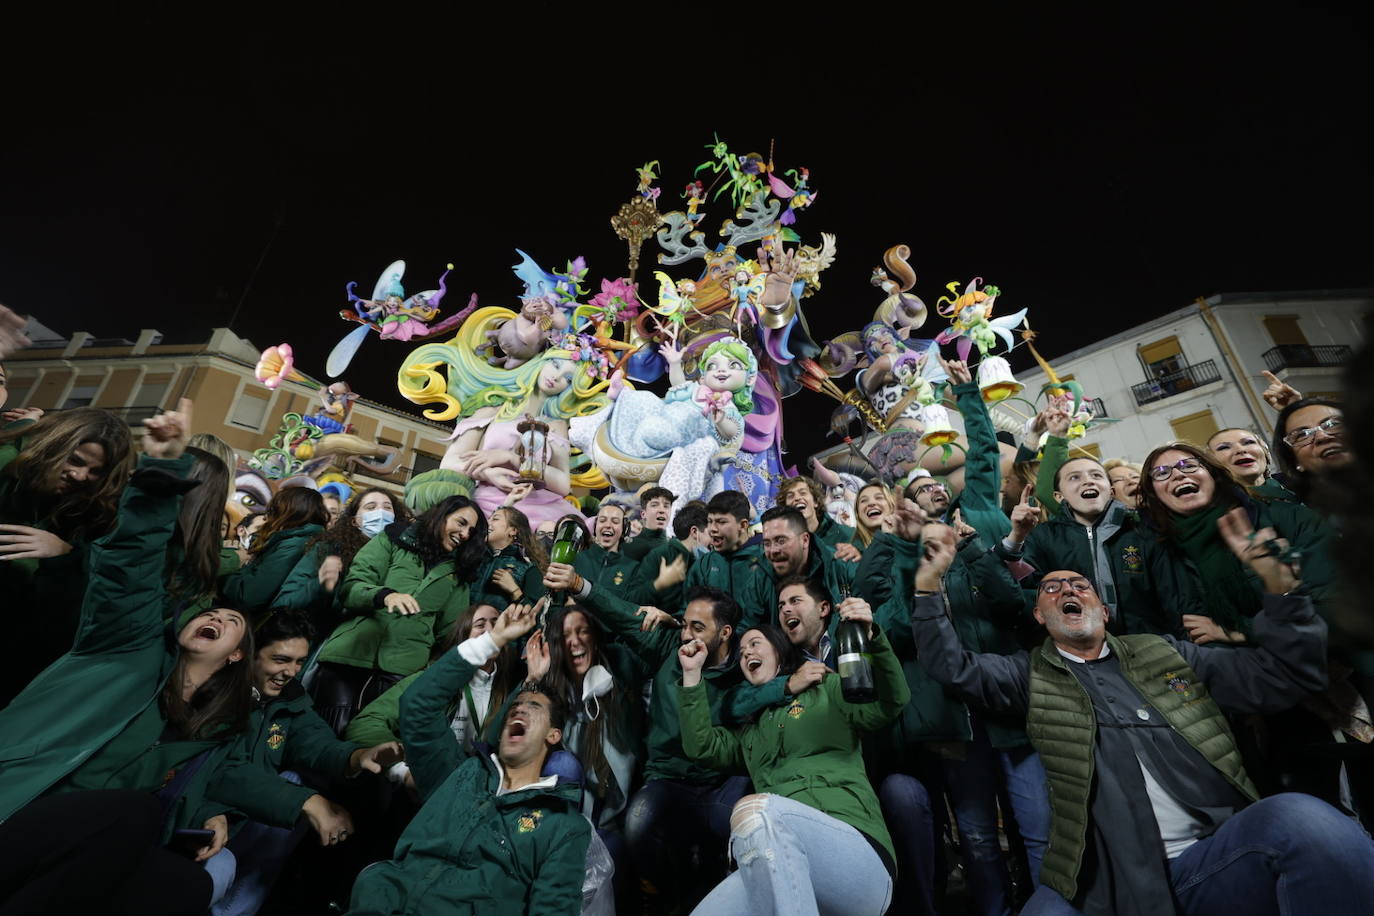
[
  {"xmin": 1261, "ymin": 344, "xmax": 1352, "ymax": 373},
  {"xmin": 1131, "ymin": 359, "xmax": 1222, "ymax": 407},
  {"xmin": 1086, "ymin": 397, "xmax": 1108, "ymax": 418}
]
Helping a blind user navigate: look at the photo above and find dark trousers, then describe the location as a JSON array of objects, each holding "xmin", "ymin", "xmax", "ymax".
[
  {"xmin": 0, "ymin": 790, "xmax": 211, "ymax": 916},
  {"xmin": 624, "ymin": 775, "xmax": 750, "ymax": 910}
]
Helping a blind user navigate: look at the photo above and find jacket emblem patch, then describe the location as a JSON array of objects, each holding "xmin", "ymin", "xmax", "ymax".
[
  {"xmin": 1121, "ymin": 546, "xmax": 1143, "ymax": 573},
  {"xmin": 786, "ymin": 702, "xmax": 806, "ymax": 720},
  {"xmin": 516, "ymin": 810, "xmax": 544, "ymax": 833},
  {"xmin": 1164, "ymin": 672, "xmax": 1197, "ymax": 703},
  {"xmin": 613, "ymin": 571, "xmax": 624, "ymax": 585},
  {"xmin": 267, "ymin": 722, "xmax": 286, "ymax": 751}
]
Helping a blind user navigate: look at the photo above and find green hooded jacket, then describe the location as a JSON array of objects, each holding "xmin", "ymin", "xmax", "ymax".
[{"xmin": 315, "ymin": 523, "xmax": 472, "ymax": 676}]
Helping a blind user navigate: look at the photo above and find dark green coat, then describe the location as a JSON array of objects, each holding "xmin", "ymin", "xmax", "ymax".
[
  {"xmin": 0, "ymin": 455, "xmax": 237, "ymax": 839},
  {"xmin": 621, "ymin": 525, "xmax": 667, "ymax": 562},
  {"xmin": 316, "ymin": 523, "xmax": 473, "ymax": 676},
  {"xmin": 874, "ymin": 536, "xmax": 1029, "ymax": 762},
  {"xmin": 207, "ymin": 682, "xmax": 361, "ymax": 828},
  {"xmin": 948, "ymin": 381, "xmax": 1013, "ymax": 544},
  {"xmin": 679, "ymin": 628, "xmax": 910, "ymax": 864},
  {"xmin": 472, "ymin": 543, "xmax": 543, "ymax": 610},
  {"xmin": 622, "ymin": 537, "xmax": 694, "ymax": 610},
  {"xmin": 221, "ymin": 523, "xmax": 323, "ymax": 617},
  {"xmin": 684, "ymin": 543, "xmax": 773, "ymax": 630},
  {"xmin": 572, "ymin": 542, "xmax": 642, "ymax": 599},
  {"xmin": 814, "ymin": 514, "xmax": 857, "ymax": 551},
  {"xmin": 346, "ymin": 645, "xmax": 591, "ymax": 916}
]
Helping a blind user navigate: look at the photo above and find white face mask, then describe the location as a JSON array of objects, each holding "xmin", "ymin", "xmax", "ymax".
[
  {"xmin": 359, "ymin": 507, "xmax": 395, "ymax": 538},
  {"xmin": 581, "ymin": 664, "xmax": 614, "ymax": 720},
  {"xmin": 240, "ymin": 533, "xmax": 254, "ymax": 550}
]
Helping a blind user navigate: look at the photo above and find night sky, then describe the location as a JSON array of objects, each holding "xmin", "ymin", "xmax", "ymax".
[{"xmin": 3, "ymin": 10, "xmax": 1367, "ymax": 464}]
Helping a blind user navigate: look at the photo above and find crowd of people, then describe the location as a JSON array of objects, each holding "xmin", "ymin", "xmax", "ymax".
[{"xmin": 1, "ymin": 308, "xmax": 1373, "ymax": 916}]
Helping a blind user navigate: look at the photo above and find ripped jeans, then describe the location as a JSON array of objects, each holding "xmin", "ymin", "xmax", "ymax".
[{"xmin": 693, "ymin": 793, "xmax": 893, "ymax": 916}]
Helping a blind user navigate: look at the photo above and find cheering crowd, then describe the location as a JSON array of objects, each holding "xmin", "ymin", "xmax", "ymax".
[{"xmin": 1, "ymin": 305, "xmax": 1373, "ymax": 916}]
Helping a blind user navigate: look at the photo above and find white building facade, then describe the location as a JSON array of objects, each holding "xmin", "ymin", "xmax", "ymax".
[{"xmin": 1011, "ymin": 289, "xmax": 1369, "ymax": 462}]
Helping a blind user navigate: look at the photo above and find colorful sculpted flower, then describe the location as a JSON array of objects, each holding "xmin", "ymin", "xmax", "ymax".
[
  {"xmin": 255, "ymin": 343, "xmax": 305, "ymax": 389},
  {"xmin": 589, "ymin": 277, "xmax": 640, "ymax": 322}
]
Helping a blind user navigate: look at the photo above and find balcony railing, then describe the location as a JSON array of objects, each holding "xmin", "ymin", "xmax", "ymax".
[
  {"xmin": 1131, "ymin": 359, "xmax": 1222, "ymax": 407},
  {"xmin": 1086, "ymin": 397, "xmax": 1108, "ymax": 418},
  {"xmin": 1261, "ymin": 344, "xmax": 1352, "ymax": 373}
]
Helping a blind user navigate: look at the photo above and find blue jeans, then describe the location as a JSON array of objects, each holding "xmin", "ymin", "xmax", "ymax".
[
  {"xmin": 625, "ymin": 776, "xmax": 750, "ymax": 901},
  {"xmin": 694, "ymin": 793, "xmax": 893, "ymax": 916},
  {"xmin": 879, "ymin": 773, "xmax": 937, "ymax": 916},
  {"xmin": 1023, "ymin": 792, "xmax": 1374, "ymax": 915},
  {"xmin": 998, "ymin": 744, "xmax": 1050, "ymax": 885},
  {"xmin": 938, "ymin": 731, "xmax": 1014, "ymax": 916}
]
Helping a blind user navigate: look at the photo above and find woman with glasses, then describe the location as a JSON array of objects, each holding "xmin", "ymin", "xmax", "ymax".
[
  {"xmin": 1271, "ymin": 398, "xmax": 1348, "ymax": 507},
  {"xmin": 1136, "ymin": 442, "xmax": 1334, "ymax": 645}
]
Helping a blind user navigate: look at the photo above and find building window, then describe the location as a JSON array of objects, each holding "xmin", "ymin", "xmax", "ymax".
[
  {"xmin": 133, "ymin": 375, "xmax": 172, "ymax": 412},
  {"xmin": 1068, "ymin": 441, "xmax": 1101, "ymax": 460},
  {"xmin": 62, "ymin": 384, "xmax": 101, "ymax": 409},
  {"xmin": 411, "ymin": 451, "xmax": 442, "ymax": 477},
  {"xmin": 1139, "ymin": 336, "xmax": 1184, "ymax": 378},
  {"xmin": 229, "ymin": 391, "xmax": 272, "ymax": 430},
  {"xmin": 1169, "ymin": 409, "xmax": 1219, "ymax": 446},
  {"xmin": 1262, "ymin": 315, "xmax": 1308, "ymax": 347}
]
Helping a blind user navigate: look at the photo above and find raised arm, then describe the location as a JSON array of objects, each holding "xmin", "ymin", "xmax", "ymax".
[
  {"xmin": 909, "ymin": 525, "xmax": 1032, "ymax": 715},
  {"xmin": 400, "ymin": 602, "xmax": 539, "ymax": 799},
  {"xmin": 71, "ymin": 400, "xmax": 196, "ymax": 656},
  {"xmin": 948, "ymin": 360, "xmax": 1012, "ymax": 542},
  {"xmin": 677, "ymin": 639, "xmax": 746, "ymax": 771}
]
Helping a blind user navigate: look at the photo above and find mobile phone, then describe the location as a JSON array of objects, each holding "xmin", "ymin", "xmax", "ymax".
[
  {"xmin": 171, "ymin": 828, "xmax": 215, "ymax": 854},
  {"xmin": 1028, "ymin": 496, "xmax": 1038, "ymax": 508}
]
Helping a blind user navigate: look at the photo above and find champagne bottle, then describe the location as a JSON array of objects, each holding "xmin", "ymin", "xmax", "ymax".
[
  {"xmin": 546, "ymin": 518, "xmax": 589, "ymax": 610},
  {"xmin": 837, "ymin": 618, "xmax": 877, "ymax": 703}
]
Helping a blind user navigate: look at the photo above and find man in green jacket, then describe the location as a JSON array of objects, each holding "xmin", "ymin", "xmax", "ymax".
[
  {"xmin": 910, "ymin": 516, "xmax": 1374, "ymax": 916},
  {"xmin": 348, "ymin": 602, "xmax": 592, "ymax": 916},
  {"xmin": 685, "ymin": 490, "xmax": 772, "ymax": 628},
  {"xmin": 622, "ymin": 500, "xmax": 710, "ymax": 611}
]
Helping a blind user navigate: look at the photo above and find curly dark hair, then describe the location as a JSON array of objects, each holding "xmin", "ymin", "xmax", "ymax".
[{"xmin": 413, "ymin": 494, "xmax": 488, "ymax": 578}]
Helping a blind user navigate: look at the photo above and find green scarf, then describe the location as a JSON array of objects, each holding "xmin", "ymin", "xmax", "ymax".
[{"xmin": 1169, "ymin": 504, "xmax": 1259, "ymax": 630}]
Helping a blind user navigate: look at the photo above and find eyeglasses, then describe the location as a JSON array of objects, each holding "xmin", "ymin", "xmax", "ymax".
[
  {"xmin": 911, "ymin": 483, "xmax": 946, "ymax": 496},
  {"xmin": 1149, "ymin": 457, "xmax": 1203, "ymax": 482},
  {"xmin": 1282, "ymin": 415, "xmax": 1343, "ymax": 448},
  {"xmin": 1038, "ymin": 576, "xmax": 1094, "ymax": 595}
]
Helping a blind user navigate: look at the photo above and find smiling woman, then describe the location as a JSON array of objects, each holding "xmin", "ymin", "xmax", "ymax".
[{"xmin": 310, "ymin": 494, "xmax": 489, "ymax": 734}]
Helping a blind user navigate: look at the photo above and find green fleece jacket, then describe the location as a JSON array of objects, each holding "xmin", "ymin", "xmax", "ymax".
[
  {"xmin": 573, "ymin": 542, "xmax": 642, "ymax": 599},
  {"xmin": 346, "ymin": 645, "xmax": 591, "ymax": 916},
  {"xmin": 679, "ymin": 627, "xmax": 910, "ymax": 864},
  {"xmin": 221, "ymin": 523, "xmax": 324, "ymax": 617},
  {"xmin": 0, "ymin": 454, "xmax": 238, "ymax": 840},
  {"xmin": 315, "ymin": 523, "xmax": 472, "ymax": 676},
  {"xmin": 472, "ymin": 543, "xmax": 543, "ymax": 610}
]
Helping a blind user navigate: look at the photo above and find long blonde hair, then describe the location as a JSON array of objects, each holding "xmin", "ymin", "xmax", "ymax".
[{"xmin": 853, "ymin": 482, "xmax": 896, "ymax": 547}]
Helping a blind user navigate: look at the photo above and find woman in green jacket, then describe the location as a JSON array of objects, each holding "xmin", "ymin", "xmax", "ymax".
[
  {"xmin": 476, "ymin": 503, "xmax": 548, "ymax": 609},
  {"xmin": 220, "ymin": 487, "xmax": 328, "ymax": 619},
  {"xmin": 678, "ymin": 609, "xmax": 910, "ymax": 916},
  {"xmin": 270, "ymin": 487, "xmax": 409, "ymax": 643},
  {"xmin": 0, "ymin": 403, "xmax": 258, "ymax": 914},
  {"xmin": 310, "ymin": 494, "xmax": 488, "ymax": 734},
  {"xmin": 0, "ymin": 406, "xmax": 135, "ymax": 704}
]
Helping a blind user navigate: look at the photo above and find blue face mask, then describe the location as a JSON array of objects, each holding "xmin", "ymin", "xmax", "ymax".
[{"xmin": 359, "ymin": 507, "xmax": 395, "ymax": 538}]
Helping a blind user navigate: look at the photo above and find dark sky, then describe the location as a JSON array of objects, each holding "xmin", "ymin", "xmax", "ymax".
[{"xmin": 3, "ymin": 10, "xmax": 1368, "ymax": 463}]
